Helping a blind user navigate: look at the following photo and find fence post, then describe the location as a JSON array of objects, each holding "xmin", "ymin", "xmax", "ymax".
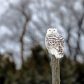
[{"xmin": 51, "ymin": 55, "xmax": 60, "ymax": 84}]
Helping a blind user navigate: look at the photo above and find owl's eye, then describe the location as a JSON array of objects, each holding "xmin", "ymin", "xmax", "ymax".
[
  {"xmin": 49, "ymin": 30, "xmax": 51, "ymax": 31},
  {"xmin": 53, "ymin": 30, "xmax": 55, "ymax": 31}
]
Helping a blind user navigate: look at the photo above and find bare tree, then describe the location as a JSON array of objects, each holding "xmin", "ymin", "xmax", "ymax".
[{"xmin": 0, "ymin": 0, "xmax": 84, "ymax": 68}]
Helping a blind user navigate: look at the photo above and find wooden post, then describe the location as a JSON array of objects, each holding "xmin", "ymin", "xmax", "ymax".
[{"xmin": 51, "ymin": 55, "xmax": 60, "ymax": 84}]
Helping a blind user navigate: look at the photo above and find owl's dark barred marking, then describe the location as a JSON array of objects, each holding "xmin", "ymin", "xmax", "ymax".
[{"xmin": 45, "ymin": 28, "xmax": 65, "ymax": 58}]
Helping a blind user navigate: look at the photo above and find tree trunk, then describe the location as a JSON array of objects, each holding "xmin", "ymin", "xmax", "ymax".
[
  {"xmin": 51, "ymin": 55, "xmax": 60, "ymax": 84},
  {"xmin": 21, "ymin": 18, "xmax": 29, "ymax": 67}
]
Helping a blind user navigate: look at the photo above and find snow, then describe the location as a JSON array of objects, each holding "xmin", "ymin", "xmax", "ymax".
[
  {"xmin": 0, "ymin": 26, "xmax": 12, "ymax": 36},
  {"xmin": 74, "ymin": 1, "xmax": 83, "ymax": 12},
  {"xmin": 0, "ymin": 0, "xmax": 9, "ymax": 16}
]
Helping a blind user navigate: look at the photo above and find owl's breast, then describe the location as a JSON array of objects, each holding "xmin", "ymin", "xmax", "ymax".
[{"xmin": 47, "ymin": 37, "xmax": 58, "ymax": 48}]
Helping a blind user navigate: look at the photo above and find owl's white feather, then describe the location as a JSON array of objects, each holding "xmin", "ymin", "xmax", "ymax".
[
  {"xmin": 45, "ymin": 28, "xmax": 65, "ymax": 59},
  {"xmin": 47, "ymin": 28, "xmax": 57, "ymax": 34},
  {"xmin": 49, "ymin": 48, "xmax": 63, "ymax": 58}
]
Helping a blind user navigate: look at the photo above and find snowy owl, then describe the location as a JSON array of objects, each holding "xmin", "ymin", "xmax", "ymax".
[{"xmin": 45, "ymin": 28, "xmax": 65, "ymax": 58}]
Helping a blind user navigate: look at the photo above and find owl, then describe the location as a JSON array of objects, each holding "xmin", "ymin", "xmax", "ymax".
[{"xmin": 45, "ymin": 28, "xmax": 65, "ymax": 58}]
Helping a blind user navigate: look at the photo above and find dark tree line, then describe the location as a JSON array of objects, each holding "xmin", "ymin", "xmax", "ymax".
[{"xmin": 0, "ymin": 45, "xmax": 84, "ymax": 84}]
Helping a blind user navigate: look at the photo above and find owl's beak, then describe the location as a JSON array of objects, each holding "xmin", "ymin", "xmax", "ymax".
[{"xmin": 51, "ymin": 31, "xmax": 53, "ymax": 34}]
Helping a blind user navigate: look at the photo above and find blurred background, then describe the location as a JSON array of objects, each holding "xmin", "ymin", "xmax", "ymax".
[{"xmin": 0, "ymin": 0, "xmax": 84, "ymax": 84}]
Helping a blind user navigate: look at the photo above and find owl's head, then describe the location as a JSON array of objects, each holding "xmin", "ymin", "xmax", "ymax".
[{"xmin": 47, "ymin": 28, "xmax": 57, "ymax": 34}]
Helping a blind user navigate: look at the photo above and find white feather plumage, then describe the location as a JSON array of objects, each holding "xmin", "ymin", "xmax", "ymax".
[{"xmin": 45, "ymin": 28, "xmax": 65, "ymax": 58}]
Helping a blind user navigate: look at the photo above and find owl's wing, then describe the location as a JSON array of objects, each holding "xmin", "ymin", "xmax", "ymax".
[
  {"xmin": 58, "ymin": 33, "xmax": 65, "ymax": 48},
  {"xmin": 45, "ymin": 35, "xmax": 51, "ymax": 53},
  {"xmin": 45, "ymin": 35, "xmax": 48, "ymax": 49}
]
